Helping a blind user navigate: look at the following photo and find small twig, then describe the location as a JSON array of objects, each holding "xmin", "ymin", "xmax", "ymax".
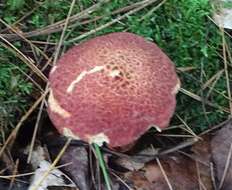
[
  {"xmin": 9, "ymin": 159, "xmax": 19, "ymax": 190},
  {"xmin": 199, "ymin": 58, "xmax": 211, "ymax": 126},
  {"xmin": 67, "ymin": 0, "xmax": 160, "ymax": 44},
  {"xmin": 210, "ymin": 162, "xmax": 217, "ymax": 190},
  {"xmin": 220, "ymin": 27, "xmax": 232, "ymax": 115},
  {"xmin": 177, "ymin": 66, "xmax": 196, "ymax": 72},
  {"xmin": 225, "ymin": 42, "xmax": 232, "ymax": 66},
  {"xmin": 206, "ymin": 70, "xmax": 224, "ymax": 99},
  {"xmin": 30, "ymin": 138, "xmax": 72, "ymax": 190},
  {"xmin": 53, "ymin": 0, "xmax": 76, "ymax": 65},
  {"xmin": 111, "ymin": 172, "xmax": 133, "ymax": 190},
  {"xmin": 158, "ymin": 137, "xmax": 199, "ymax": 157},
  {"xmin": 0, "ymin": 90, "xmax": 48, "ymax": 158},
  {"xmin": 196, "ymin": 161, "xmax": 202, "ymax": 190},
  {"xmin": 178, "ymin": 151, "xmax": 209, "ymax": 167},
  {"xmin": 139, "ymin": 0, "xmax": 166, "ymax": 21},
  {"xmin": 0, "ymin": 162, "xmax": 72, "ymax": 179},
  {"xmin": 179, "ymin": 88, "xmax": 230, "ymax": 113},
  {"xmin": 202, "ymin": 69, "xmax": 224, "ymax": 90},
  {"xmin": 15, "ymin": 64, "xmax": 44, "ymax": 92},
  {"xmin": 219, "ymin": 143, "xmax": 232, "ymax": 189},
  {"xmin": 89, "ymin": 145, "xmax": 97, "ymax": 187},
  {"xmin": 0, "ymin": 0, "xmax": 109, "ymax": 41},
  {"xmin": 156, "ymin": 134, "xmax": 198, "ymax": 138},
  {"xmin": 195, "ymin": 161, "xmax": 208, "ymax": 190},
  {"xmin": 63, "ymin": 0, "xmax": 147, "ymax": 41},
  {"xmin": 0, "ymin": 18, "xmax": 50, "ymax": 61},
  {"xmin": 155, "ymin": 157, "xmax": 173, "ymax": 190},
  {"xmin": 0, "ymin": 34, "xmax": 47, "ymax": 82},
  {"xmin": 27, "ymin": 98, "xmax": 46, "ymax": 163},
  {"xmin": 175, "ymin": 114, "xmax": 199, "ymax": 138},
  {"xmin": 30, "ymin": 40, "xmax": 57, "ymax": 45},
  {"xmin": 132, "ymin": 137, "xmax": 199, "ymax": 161},
  {"xmin": 199, "ymin": 118, "xmax": 231, "ymax": 136}
]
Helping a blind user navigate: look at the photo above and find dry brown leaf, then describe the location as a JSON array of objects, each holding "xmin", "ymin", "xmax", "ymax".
[
  {"xmin": 114, "ymin": 157, "xmax": 145, "ymax": 171},
  {"xmin": 125, "ymin": 171, "xmax": 151, "ymax": 190},
  {"xmin": 43, "ymin": 133, "xmax": 90, "ymax": 190},
  {"xmin": 124, "ymin": 154, "xmax": 200, "ymax": 190},
  {"xmin": 191, "ymin": 135, "xmax": 213, "ymax": 190},
  {"xmin": 113, "ymin": 147, "xmax": 158, "ymax": 171},
  {"xmin": 211, "ymin": 119, "xmax": 232, "ymax": 190}
]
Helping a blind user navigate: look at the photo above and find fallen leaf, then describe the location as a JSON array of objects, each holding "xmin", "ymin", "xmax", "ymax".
[
  {"xmin": 211, "ymin": 119, "xmax": 232, "ymax": 190},
  {"xmin": 59, "ymin": 145, "xmax": 90, "ymax": 190},
  {"xmin": 191, "ymin": 135, "xmax": 213, "ymax": 190},
  {"xmin": 28, "ymin": 160, "xmax": 76, "ymax": 190},
  {"xmin": 113, "ymin": 147, "xmax": 159, "ymax": 172},
  {"xmin": 43, "ymin": 133, "xmax": 90, "ymax": 190},
  {"xmin": 124, "ymin": 154, "xmax": 200, "ymax": 190},
  {"xmin": 125, "ymin": 171, "xmax": 150, "ymax": 190}
]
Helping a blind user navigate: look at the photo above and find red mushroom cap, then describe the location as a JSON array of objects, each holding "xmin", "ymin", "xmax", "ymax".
[{"xmin": 48, "ymin": 32, "xmax": 180, "ymax": 147}]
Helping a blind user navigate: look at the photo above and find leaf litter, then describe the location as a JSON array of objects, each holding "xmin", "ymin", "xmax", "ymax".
[{"xmin": 0, "ymin": 0, "xmax": 232, "ymax": 189}]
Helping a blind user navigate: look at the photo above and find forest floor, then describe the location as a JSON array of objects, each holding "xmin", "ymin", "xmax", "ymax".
[{"xmin": 0, "ymin": 0, "xmax": 231, "ymax": 189}]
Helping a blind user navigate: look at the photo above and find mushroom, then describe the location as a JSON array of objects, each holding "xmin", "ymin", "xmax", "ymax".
[{"xmin": 48, "ymin": 32, "xmax": 180, "ymax": 148}]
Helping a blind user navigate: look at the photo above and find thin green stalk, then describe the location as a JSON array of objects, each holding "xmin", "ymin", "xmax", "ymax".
[{"xmin": 93, "ymin": 143, "xmax": 111, "ymax": 190}]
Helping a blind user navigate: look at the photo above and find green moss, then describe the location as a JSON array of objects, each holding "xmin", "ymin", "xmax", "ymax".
[{"xmin": 0, "ymin": 47, "xmax": 33, "ymax": 130}]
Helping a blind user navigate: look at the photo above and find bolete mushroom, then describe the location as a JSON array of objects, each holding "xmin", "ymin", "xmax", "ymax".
[{"xmin": 48, "ymin": 32, "xmax": 180, "ymax": 148}]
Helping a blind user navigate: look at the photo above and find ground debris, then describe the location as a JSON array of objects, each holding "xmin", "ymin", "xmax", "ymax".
[
  {"xmin": 191, "ymin": 135, "xmax": 213, "ymax": 190},
  {"xmin": 213, "ymin": 0, "xmax": 232, "ymax": 30},
  {"xmin": 123, "ymin": 154, "xmax": 200, "ymax": 190},
  {"xmin": 44, "ymin": 133, "xmax": 90, "ymax": 190},
  {"xmin": 58, "ymin": 145, "xmax": 89, "ymax": 190},
  {"xmin": 28, "ymin": 160, "xmax": 76, "ymax": 190},
  {"xmin": 119, "ymin": 119, "xmax": 232, "ymax": 190},
  {"xmin": 211, "ymin": 119, "xmax": 232, "ymax": 190},
  {"xmin": 2, "ymin": 118, "xmax": 232, "ymax": 190}
]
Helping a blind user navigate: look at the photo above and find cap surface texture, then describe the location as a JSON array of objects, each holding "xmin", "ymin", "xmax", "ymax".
[{"xmin": 48, "ymin": 32, "xmax": 180, "ymax": 147}]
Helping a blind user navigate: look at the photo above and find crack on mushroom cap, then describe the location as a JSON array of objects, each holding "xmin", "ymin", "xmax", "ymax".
[
  {"xmin": 63, "ymin": 127, "xmax": 80, "ymax": 140},
  {"xmin": 67, "ymin": 65, "xmax": 105, "ymax": 93},
  {"xmin": 87, "ymin": 133, "xmax": 109, "ymax": 146},
  {"xmin": 108, "ymin": 69, "xmax": 121, "ymax": 78},
  {"xmin": 154, "ymin": 125, "xmax": 162, "ymax": 132},
  {"xmin": 148, "ymin": 124, "xmax": 162, "ymax": 132},
  {"xmin": 48, "ymin": 90, "xmax": 71, "ymax": 118},
  {"xmin": 171, "ymin": 79, "xmax": 181, "ymax": 95},
  {"xmin": 50, "ymin": 65, "xmax": 58, "ymax": 74}
]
